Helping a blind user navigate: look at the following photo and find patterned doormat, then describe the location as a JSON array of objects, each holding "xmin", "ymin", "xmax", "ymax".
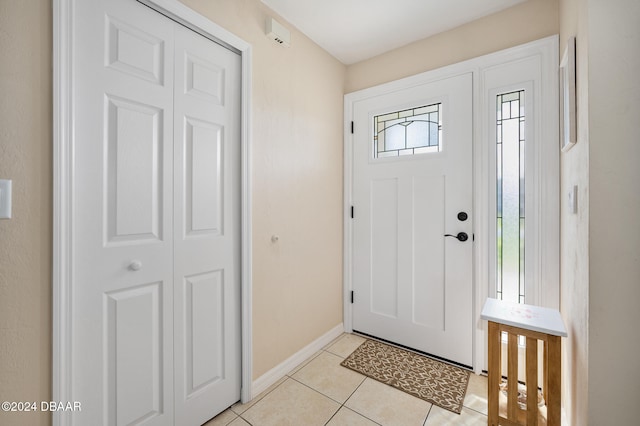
[{"xmin": 340, "ymin": 339, "xmax": 470, "ymax": 414}]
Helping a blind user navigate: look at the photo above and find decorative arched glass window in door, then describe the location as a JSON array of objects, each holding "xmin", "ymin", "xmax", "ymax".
[{"xmin": 373, "ymin": 103, "xmax": 442, "ymax": 158}]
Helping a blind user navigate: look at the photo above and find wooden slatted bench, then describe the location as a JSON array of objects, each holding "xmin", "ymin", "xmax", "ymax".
[{"xmin": 481, "ymin": 298, "xmax": 567, "ymax": 426}]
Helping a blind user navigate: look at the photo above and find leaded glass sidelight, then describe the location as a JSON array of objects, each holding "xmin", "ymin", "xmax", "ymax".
[
  {"xmin": 373, "ymin": 103, "xmax": 442, "ymax": 158},
  {"xmin": 496, "ymin": 90, "xmax": 525, "ymax": 304}
]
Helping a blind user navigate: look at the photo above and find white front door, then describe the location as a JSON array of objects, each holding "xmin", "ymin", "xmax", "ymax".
[
  {"xmin": 71, "ymin": 0, "xmax": 240, "ymax": 424},
  {"xmin": 351, "ymin": 73, "xmax": 473, "ymax": 366}
]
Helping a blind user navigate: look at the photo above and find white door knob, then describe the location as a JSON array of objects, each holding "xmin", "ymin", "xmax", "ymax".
[{"xmin": 129, "ymin": 260, "xmax": 142, "ymax": 271}]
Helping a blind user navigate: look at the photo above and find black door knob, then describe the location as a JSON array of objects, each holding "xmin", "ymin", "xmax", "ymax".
[
  {"xmin": 444, "ymin": 232, "xmax": 469, "ymax": 242},
  {"xmin": 457, "ymin": 212, "xmax": 468, "ymax": 221}
]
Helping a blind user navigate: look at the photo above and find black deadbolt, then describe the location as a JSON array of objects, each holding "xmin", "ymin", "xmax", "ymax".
[{"xmin": 457, "ymin": 212, "xmax": 468, "ymax": 222}]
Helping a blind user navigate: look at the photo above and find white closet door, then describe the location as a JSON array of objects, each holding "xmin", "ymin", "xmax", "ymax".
[
  {"xmin": 172, "ymin": 23, "xmax": 241, "ymax": 425},
  {"xmin": 71, "ymin": 0, "xmax": 241, "ymax": 424},
  {"xmin": 72, "ymin": 0, "xmax": 175, "ymax": 424}
]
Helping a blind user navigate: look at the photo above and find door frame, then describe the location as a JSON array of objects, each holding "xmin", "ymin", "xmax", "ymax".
[
  {"xmin": 344, "ymin": 36, "xmax": 558, "ymax": 373},
  {"xmin": 52, "ymin": 1, "xmax": 253, "ymax": 424}
]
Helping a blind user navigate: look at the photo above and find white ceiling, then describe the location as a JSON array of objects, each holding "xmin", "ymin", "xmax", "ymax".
[{"xmin": 261, "ymin": 0, "xmax": 526, "ymax": 64}]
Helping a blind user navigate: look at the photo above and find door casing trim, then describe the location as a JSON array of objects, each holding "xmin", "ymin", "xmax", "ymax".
[
  {"xmin": 52, "ymin": 1, "xmax": 253, "ymax": 424},
  {"xmin": 343, "ymin": 35, "xmax": 559, "ymax": 374}
]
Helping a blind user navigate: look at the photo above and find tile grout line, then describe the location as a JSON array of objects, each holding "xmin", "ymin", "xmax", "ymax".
[
  {"xmin": 462, "ymin": 405, "xmax": 489, "ymax": 417},
  {"xmin": 423, "ymin": 403, "xmax": 434, "ymax": 425},
  {"xmin": 313, "ymin": 364, "xmax": 382, "ymax": 426},
  {"xmin": 318, "ymin": 337, "xmax": 384, "ymax": 425},
  {"xmin": 334, "ymin": 376, "xmax": 383, "ymax": 426},
  {"xmin": 291, "ymin": 342, "xmax": 383, "ymax": 426}
]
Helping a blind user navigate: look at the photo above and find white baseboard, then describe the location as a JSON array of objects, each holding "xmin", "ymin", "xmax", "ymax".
[{"xmin": 251, "ymin": 323, "xmax": 344, "ymax": 399}]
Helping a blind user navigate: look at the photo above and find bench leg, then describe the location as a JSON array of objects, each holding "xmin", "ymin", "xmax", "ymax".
[
  {"xmin": 547, "ymin": 335, "xmax": 561, "ymax": 425},
  {"xmin": 526, "ymin": 337, "xmax": 538, "ymax": 426},
  {"xmin": 488, "ymin": 321, "xmax": 501, "ymax": 426}
]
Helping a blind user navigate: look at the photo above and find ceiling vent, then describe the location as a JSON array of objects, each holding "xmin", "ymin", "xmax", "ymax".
[{"xmin": 266, "ymin": 17, "xmax": 291, "ymax": 48}]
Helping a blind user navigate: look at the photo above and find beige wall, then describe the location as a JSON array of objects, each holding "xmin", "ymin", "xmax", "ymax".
[
  {"xmin": 0, "ymin": 1, "xmax": 53, "ymax": 425},
  {"xmin": 558, "ymin": 0, "xmax": 590, "ymax": 423},
  {"xmin": 586, "ymin": 0, "xmax": 640, "ymax": 423},
  {"xmin": 559, "ymin": 0, "xmax": 590, "ymax": 424},
  {"xmin": 345, "ymin": 0, "xmax": 559, "ymax": 93},
  {"xmin": 179, "ymin": 0, "xmax": 346, "ymax": 380},
  {"xmin": 559, "ymin": 0, "xmax": 640, "ymax": 424}
]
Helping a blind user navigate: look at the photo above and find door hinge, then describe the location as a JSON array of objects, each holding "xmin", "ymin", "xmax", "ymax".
[
  {"xmin": 351, "ymin": 291, "xmax": 354, "ymax": 304},
  {"xmin": 351, "ymin": 121, "xmax": 354, "ymax": 134},
  {"xmin": 473, "ymin": 233, "xmax": 475, "ymax": 241},
  {"xmin": 351, "ymin": 206, "xmax": 354, "ymax": 218}
]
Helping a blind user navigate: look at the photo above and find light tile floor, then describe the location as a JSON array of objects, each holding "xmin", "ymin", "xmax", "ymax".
[{"xmin": 204, "ymin": 333, "xmax": 488, "ymax": 426}]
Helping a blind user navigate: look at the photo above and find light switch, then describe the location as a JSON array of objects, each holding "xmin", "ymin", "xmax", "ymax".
[
  {"xmin": 568, "ymin": 185, "xmax": 577, "ymax": 214},
  {"xmin": 0, "ymin": 179, "xmax": 12, "ymax": 219}
]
